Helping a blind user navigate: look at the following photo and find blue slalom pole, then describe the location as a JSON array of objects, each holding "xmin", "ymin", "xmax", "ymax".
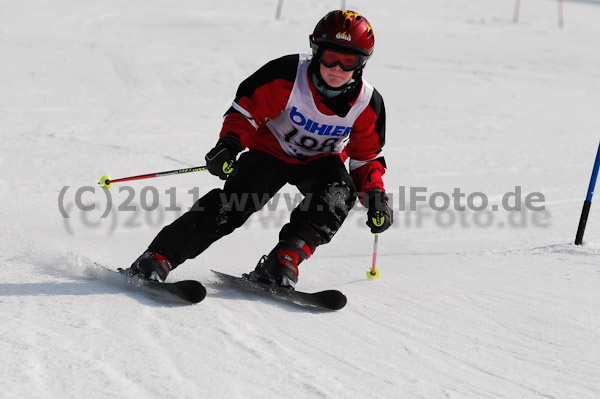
[{"xmin": 575, "ymin": 141, "xmax": 600, "ymax": 245}]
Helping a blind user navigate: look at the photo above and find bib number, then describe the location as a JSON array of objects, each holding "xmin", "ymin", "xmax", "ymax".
[{"xmin": 284, "ymin": 127, "xmax": 341, "ymax": 153}]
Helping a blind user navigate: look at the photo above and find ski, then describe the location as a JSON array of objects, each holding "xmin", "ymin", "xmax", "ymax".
[
  {"xmin": 120, "ymin": 276, "xmax": 207, "ymax": 304},
  {"xmin": 211, "ymin": 270, "xmax": 347, "ymax": 310},
  {"xmin": 95, "ymin": 264, "xmax": 206, "ymax": 304}
]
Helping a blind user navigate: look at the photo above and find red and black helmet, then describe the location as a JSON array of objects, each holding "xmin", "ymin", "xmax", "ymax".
[{"xmin": 310, "ymin": 10, "xmax": 375, "ymax": 69}]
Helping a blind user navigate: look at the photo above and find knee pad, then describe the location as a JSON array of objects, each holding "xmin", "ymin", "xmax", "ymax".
[
  {"xmin": 317, "ymin": 180, "xmax": 356, "ymax": 216},
  {"xmin": 284, "ymin": 180, "xmax": 356, "ymax": 247}
]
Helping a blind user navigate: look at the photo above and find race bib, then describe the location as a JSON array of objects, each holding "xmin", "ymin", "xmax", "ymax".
[{"xmin": 266, "ymin": 54, "xmax": 373, "ymax": 159}]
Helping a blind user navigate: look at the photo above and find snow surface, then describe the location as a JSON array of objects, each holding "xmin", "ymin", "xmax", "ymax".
[{"xmin": 1, "ymin": 0, "xmax": 600, "ymax": 398}]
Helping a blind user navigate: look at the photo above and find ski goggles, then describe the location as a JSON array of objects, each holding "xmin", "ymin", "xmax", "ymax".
[{"xmin": 318, "ymin": 48, "xmax": 363, "ymax": 71}]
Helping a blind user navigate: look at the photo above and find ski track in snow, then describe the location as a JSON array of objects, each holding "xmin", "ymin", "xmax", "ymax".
[{"xmin": 2, "ymin": 0, "xmax": 600, "ymax": 398}]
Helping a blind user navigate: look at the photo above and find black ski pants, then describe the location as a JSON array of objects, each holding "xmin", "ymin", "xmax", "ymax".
[{"xmin": 147, "ymin": 151, "xmax": 356, "ymax": 267}]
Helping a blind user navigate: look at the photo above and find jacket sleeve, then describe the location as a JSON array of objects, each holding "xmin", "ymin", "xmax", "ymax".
[
  {"xmin": 219, "ymin": 54, "xmax": 298, "ymax": 148},
  {"xmin": 346, "ymin": 87, "xmax": 387, "ymax": 195}
]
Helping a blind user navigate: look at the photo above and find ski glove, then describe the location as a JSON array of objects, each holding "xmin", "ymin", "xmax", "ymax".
[
  {"xmin": 205, "ymin": 136, "xmax": 242, "ymax": 180},
  {"xmin": 366, "ymin": 189, "xmax": 393, "ymax": 233}
]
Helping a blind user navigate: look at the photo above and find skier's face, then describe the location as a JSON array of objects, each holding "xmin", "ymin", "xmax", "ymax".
[{"xmin": 319, "ymin": 63, "xmax": 354, "ymax": 88}]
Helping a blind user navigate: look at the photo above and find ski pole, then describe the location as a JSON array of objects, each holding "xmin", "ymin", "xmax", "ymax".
[
  {"xmin": 98, "ymin": 166, "xmax": 207, "ymax": 189},
  {"xmin": 366, "ymin": 233, "xmax": 380, "ymax": 280},
  {"xmin": 575, "ymin": 141, "xmax": 600, "ymax": 245}
]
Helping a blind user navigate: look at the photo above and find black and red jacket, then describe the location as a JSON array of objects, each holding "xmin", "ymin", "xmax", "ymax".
[{"xmin": 219, "ymin": 54, "xmax": 387, "ymax": 194}]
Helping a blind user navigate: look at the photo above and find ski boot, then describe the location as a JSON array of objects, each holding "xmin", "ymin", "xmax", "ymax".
[
  {"xmin": 119, "ymin": 251, "xmax": 172, "ymax": 282},
  {"xmin": 247, "ymin": 239, "xmax": 312, "ymax": 289}
]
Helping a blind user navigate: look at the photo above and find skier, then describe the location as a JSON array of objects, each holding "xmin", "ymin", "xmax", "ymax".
[{"xmin": 123, "ymin": 10, "xmax": 393, "ymax": 288}]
